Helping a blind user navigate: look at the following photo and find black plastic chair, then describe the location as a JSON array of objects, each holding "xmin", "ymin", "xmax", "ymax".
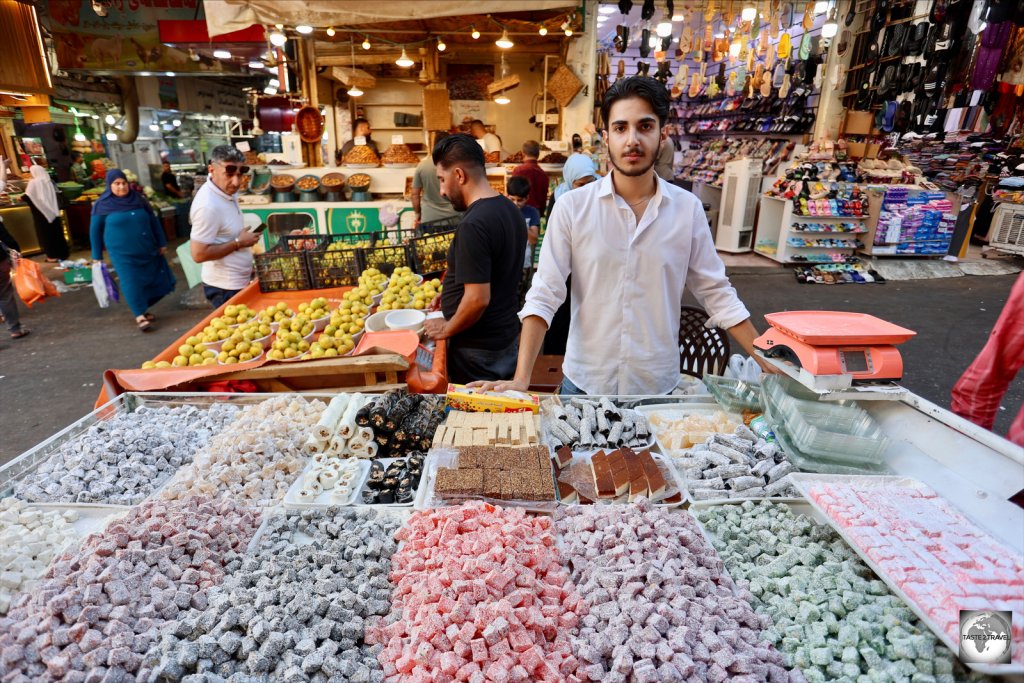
[{"xmin": 679, "ymin": 305, "xmax": 731, "ymax": 378}]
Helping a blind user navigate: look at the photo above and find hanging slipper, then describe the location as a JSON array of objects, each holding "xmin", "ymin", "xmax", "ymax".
[
  {"xmin": 618, "ymin": 0, "xmax": 634, "ymax": 14},
  {"xmin": 760, "ymin": 70, "xmax": 773, "ymax": 96},
  {"xmin": 617, "ymin": 58, "xmax": 626, "ymax": 79},
  {"xmin": 773, "ymin": 58, "xmax": 788, "ymax": 88},
  {"xmin": 615, "ymin": 25, "xmax": 629, "ymax": 53},
  {"xmin": 637, "ymin": 60, "xmax": 650, "ymax": 76},
  {"xmin": 703, "ymin": 23, "xmax": 714, "ymax": 51},
  {"xmin": 894, "ymin": 99, "xmax": 912, "ymax": 133},
  {"xmin": 798, "ymin": 32, "xmax": 812, "ymax": 59},
  {"xmin": 779, "ymin": 72, "xmax": 793, "ymax": 97},
  {"xmin": 778, "ymin": 31, "xmax": 792, "ymax": 57},
  {"xmin": 881, "ymin": 99, "xmax": 898, "ymax": 132},
  {"xmin": 639, "ymin": 28, "xmax": 652, "ymax": 57},
  {"xmin": 813, "ymin": 61, "xmax": 824, "ymax": 89},
  {"xmin": 708, "ymin": 75, "xmax": 721, "ymax": 97},
  {"xmin": 781, "ymin": 2, "xmax": 794, "ymax": 26},
  {"xmin": 802, "ymin": 1, "xmax": 815, "ymax": 30},
  {"xmin": 689, "ymin": 72, "xmax": 702, "ymax": 97},
  {"xmin": 705, "ymin": 0, "xmax": 717, "ymax": 22},
  {"xmin": 680, "ymin": 25, "xmax": 694, "ymax": 52},
  {"xmin": 769, "ymin": 7, "xmax": 780, "ymax": 37},
  {"xmin": 872, "ymin": 0, "xmax": 889, "ymax": 32},
  {"xmin": 758, "ymin": 27, "xmax": 769, "ymax": 57},
  {"xmin": 845, "ymin": 0, "xmax": 857, "ymax": 26},
  {"xmin": 726, "ymin": 71, "xmax": 739, "ymax": 95},
  {"xmin": 641, "ymin": 0, "xmax": 656, "ymax": 20},
  {"xmin": 907, "ymin": 21, "xmax": 928, "ymax": 55}
]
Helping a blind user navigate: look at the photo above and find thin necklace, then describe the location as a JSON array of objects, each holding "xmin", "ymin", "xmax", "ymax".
[{"xmin": 627, "ymin": 194, "xmax": 654, "ymax": 206}]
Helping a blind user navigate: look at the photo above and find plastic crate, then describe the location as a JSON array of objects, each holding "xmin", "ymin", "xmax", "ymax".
[
  {"xmin": 254, "ymin": 242, "xmax": 315, "ymax": 293},
  {"xmin": 307, "ymin": 235, "xmax": 366, "ymax": 289},
  {"xmin": 410, "ymin": 230, "xmax": 454, "ymax": 276},
  {"xmin": 358, "ymin": 243, "xmax": 414, "ymax": 275}
]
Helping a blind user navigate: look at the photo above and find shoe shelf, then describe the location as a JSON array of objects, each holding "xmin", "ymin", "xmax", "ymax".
[{"xmin": 755, "ymin": 195, "xmax": 868, "ymax": 264}]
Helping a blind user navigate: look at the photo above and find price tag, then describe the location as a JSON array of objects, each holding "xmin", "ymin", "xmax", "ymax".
[
  {"xmin": 391, "ymin": 135, "xmax": 404, "ymax": 145},
  {"xmin": 235, "ymin": 141, "xmax": 251, "ymax": 152},
  {"xmin": 354, "ymin": 135, "xmax": 367, "ymax": 145}
]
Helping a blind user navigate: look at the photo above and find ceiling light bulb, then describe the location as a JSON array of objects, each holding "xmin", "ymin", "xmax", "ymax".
[
  {"xmin": 295, "ymin": 25, "xmax": 313, "ymax": 34},
  {"xmin": 362, "ymin": 36, "xmax": 371, "ymax": 49},
  {"xmin": 91, "ymin": 114, "xmax": 99, "ymax": 119},
  {"xmin": 814, "ymin": 0, "xmax": 828, "ymax": 13},
  {"xmin": 822, "ymin": 8, "xmax": 839, "ymax": 36},
  {"xmin": 326, "ymin": 26, "xmax": 335, "ymax": 37},
  {"xmin": 172, "ymin": 119, "xmax": 181, "ymax": 126},
  {"xmin": 471, "ymin": 26, "xmax": 480, "ymax": 39},
  {"xmin": 437, "ymin": 37, "xmax": 446, "ymax": 51},
  {"xmin": 494, "ymin": 94, "xmax": 511, "ymax": 105},
  {"xmin": 496, "ymin": 29, "xmax": 514, "ymax": 48},
  {"xmin": 139, "ymin": 71, "xmax": 152, "ymax": 76},
  {"xmin": 213, "ymin": 49, "xmax": 231, "ymax": 59},
  {"xmin": 347, "ymin": 84, "xmax": 363, "ymax": 97},
  {"xmin": 672, "ymin": 11, "xmax": 685, "ymax": 20},
  {"xmin": 106, "ymin": 132, "xmax": 117, "ymax": 140},
  {"xmin": 248, "ymin": 60, "xmax": 264, "ymax": 69},
  {"xmin": 539, "ymin": 26, "xmax": 549, "ymax": 35},
  {"xmin": 149, "ymin": 123, "xmax": 159, "ymax": 131},
  {"xmin": 741, "ymin": 5, "xmax": 757, "ymax": 20},
  {"xmin": 656, "ymin": 21, "xmax": 673, "ymax": 37},
  {"xmin": 269, "ymin": 30, "xmax": 287, "ymax": 47},
  {"xmin": 165, "ymin": 72, "xmax": 175, "ymax": 77},
  {"xmin": 395, "ymin": 48, "xmax": 414, "ymax": 67},
  {"xmin": 598, "ymin": 5, "xmax": 616, "ymax": 13},
  {"xmin": 74, "ymin": 132, "xmax": 86, "ymax": 142},
  {"xmin": 565, "ymin": 27, "xmax": 574, "ymax": 36},
  {"xmin": 104, "ymin": 114, "xmax": 116, "ymax": 125}
]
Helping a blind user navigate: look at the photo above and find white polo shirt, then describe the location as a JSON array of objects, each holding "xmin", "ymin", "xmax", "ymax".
[
  {"xmin": 521, "ymin": 172, "xmax": 750, "ymax": 396},
  {"xmin": 189, "ymin": 179, "xmax": 253, "ymax": 291}
]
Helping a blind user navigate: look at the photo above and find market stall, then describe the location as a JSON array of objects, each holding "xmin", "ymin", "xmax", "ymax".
[
  {"xmin": 96, "ymin": 280, "xmax": 447, "ymax": 404},
  {"xmin": 0, "ymin": 376, "xmax": 1021, "ymax": 681}
]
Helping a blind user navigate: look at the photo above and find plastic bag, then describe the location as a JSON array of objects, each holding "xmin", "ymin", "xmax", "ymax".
[
  {"xmin": 12, "ymin": 254, "xmax": 59, "ymax": 307},
  {"xmin": 725, "ymin": 354, "xmax": 763, "ymax": 383},
  {"xmin": 92, "ymin": 261, "xmax": 109, "ymax": 308},
  {"xmin": 102, "ymin": 263, "xmax": 120, "ymax": 303}
]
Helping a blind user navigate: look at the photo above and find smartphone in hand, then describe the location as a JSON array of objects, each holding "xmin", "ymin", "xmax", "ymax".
[{"xmin": 248, "ymin": 223, "xmax": 268, "ymax": 235}]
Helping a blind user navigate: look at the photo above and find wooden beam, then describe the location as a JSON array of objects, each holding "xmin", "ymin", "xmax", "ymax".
[{"xmin": 209, "ymin": 354, "xmax": 410, "ymax": 381}]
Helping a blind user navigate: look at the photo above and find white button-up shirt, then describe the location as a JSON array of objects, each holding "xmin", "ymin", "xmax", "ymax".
[{"xmin": 520, "ymin": 172, "xmax": 750, "ymax": 395}]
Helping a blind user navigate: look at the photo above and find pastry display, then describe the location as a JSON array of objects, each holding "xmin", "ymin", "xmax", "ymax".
[
  {"xmin": 381, "ymin": 144, "xmax": 419, "ymax": 165},
  {"xmin": 343, "ymin": 145, "xmax": 380, "ymax": 166}
]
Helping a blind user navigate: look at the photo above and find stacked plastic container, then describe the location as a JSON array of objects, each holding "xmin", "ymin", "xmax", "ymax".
[{"xmin": 760, "ymin": 375, "xmax": 890, "ymax": 474}]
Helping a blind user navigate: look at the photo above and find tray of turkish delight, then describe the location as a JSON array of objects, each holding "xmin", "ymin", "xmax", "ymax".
[
  {"xmin": 551, "ymin": 446, "xmax": 686, "ymax": 506},
  {"xmin": 415, "ymin": 445, "xmax": 558, "ymax": 512},
  {"xmin": 791, "ymin": 473, "xmax": 1024, "ymax": 674},
  {"xmin": 541, "ymin": 397, "xmax": 656, "ymax": 451}
]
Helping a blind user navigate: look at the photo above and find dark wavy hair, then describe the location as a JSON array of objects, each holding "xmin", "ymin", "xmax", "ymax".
[
  {"xmin": 432, "ymin": 133, "xmax": 485, "ymax": 171},
  {"xmin": 600, "ymin": 76, "xmax": 670, "ymax": 128}
]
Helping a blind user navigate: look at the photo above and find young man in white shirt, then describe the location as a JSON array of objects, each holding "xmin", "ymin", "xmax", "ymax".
[
  {"xmin": 189, "ymin": 145, "xmax": 260, "ymax": 308},
  {"xmin": 473, "ymin": 77, "xmax": 772, "ymax": 396},
  {"xmin": 469, "ymin": 120, "xmax": 502, "ymax": 155}
]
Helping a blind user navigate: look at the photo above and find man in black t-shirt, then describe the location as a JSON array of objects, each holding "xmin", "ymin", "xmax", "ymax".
[
  {"xmin": 160, "ymin": 161, "xmax": 184, "ymax": 198},
  {"xmin": 424, "ymin": 134, "xmax": 526, "ymax": 384}
]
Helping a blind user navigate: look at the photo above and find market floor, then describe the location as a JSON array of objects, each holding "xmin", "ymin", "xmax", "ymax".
[{"xmin": 0, "ymin": 258, "xmax": 1020, "ymax": 465}]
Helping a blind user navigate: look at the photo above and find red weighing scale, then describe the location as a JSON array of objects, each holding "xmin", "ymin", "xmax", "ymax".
[{"xmin": 754, "ymin": 311, "xmax": 916, "ymax": 393}]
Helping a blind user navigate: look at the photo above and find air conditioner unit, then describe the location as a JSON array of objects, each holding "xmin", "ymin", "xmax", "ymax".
[
  {"xmin": 716, "ymin": 157, "xmax": 762, "ymax": 253},
  {"xmin": 989, "ymin": 203, "xmax": 1024, "ymax": 256}
]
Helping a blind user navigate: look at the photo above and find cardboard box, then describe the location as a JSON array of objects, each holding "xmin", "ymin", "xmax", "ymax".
[
  {"xmin": 445, "ymin": 384, "xmax": 540, "ymax": 414},
  {"xmin": 63, "ymin": 266, "xmax": 92, "ymax": 284},
  {"xmin": 844, "ymin": 110, "xmax": 874, "ymax": 135}
]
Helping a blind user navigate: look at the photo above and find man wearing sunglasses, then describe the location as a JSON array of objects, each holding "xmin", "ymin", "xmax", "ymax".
[{"xmin": 190, "ymin": 145, "xmax": 260, "ymax": 308}]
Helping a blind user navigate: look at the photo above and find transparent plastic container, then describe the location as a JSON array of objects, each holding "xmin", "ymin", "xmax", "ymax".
[
  {"xmin": 761, "ymin": 390, "xmax": 890, "ymax": 475},
  {"xmin": 761, "ymin": 376, "xmax": 890, "ymax": 467},
  {"xmin": 702, "ymin": 375, "xmax": 762, "ymax": 413}
]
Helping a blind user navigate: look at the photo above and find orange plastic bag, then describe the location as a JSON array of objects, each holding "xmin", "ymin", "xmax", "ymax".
[{"xmin": 12, "ymin": 255, "xmax": 59, "ymax": 307}]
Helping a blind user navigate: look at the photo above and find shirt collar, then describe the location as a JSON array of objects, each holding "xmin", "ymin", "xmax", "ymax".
[
  {"xmin": 597, "ymin": 170, "xmax": 665, "ymax": 205},
  {"xmin": 206, "ymin": 179, "xmax": 237, "ymax": 203}
]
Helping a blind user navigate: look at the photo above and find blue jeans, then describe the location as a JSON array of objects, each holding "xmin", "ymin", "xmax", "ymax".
[
  {"xmin": 203, "ymin": 285, "xmax": 241, "ymax": 309},
  {"xmin": 558, "ymin": 375, "xmax": 586, "ymax": 396}
]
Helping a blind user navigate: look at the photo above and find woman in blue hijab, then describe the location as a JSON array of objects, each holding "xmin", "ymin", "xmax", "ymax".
[
  {"xmin": 90, "ymin": 169, "xmax": 176, "ymax": 332},
  {"xmin": 552, "ymin": 153, "xmax": 599, "ymax": 202}
]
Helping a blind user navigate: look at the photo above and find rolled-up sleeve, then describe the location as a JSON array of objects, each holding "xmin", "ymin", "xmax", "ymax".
[
  {"xmin": 519, "ymin": 196, "xmax": 573, "ymax": 326},
  {"xmin": 684, "ymin": 199, "xmax": 750, "ymax": 330}
]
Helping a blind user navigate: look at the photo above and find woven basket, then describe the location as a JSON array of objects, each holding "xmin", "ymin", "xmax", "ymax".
[
  {"xmin": 547, "ymin": 64, "xmax": 584, "ymax": 108},
  {"xmin": 423, "ymin": 86, "xmax": 451, "ymax": 131}
]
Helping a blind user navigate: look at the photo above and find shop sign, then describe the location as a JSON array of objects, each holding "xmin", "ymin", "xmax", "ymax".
[{"xmin": 46, "ymin": 0, "xmax": 239, "ymax": 75}]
